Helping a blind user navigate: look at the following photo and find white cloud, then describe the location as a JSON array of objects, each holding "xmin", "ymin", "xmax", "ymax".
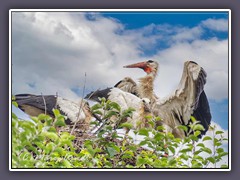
[
  {"xmin": 201, "ymin": 18, "xmax": 229, "ymax": 32},
  {"xmin": 171, "ymin": 26, "xmax": 203, "ymax": 42}
]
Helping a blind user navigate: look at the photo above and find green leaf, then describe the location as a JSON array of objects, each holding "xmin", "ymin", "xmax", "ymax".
[
  {"xmin": 168, "ymin": 158, "xmax": 177, "ymax": 166},
  {"xmin": 148, "ymin": 120, "xmax": 155, "ymax": 127},
  {"xmin": 154, "ymin": 133, "xmax": 164, "ymax": 141},
  {"xmin": 138, "ymin": 129, "xmax": 149, "ymax": 137},
  {"xmin": 191, "ymin": 161, "xmax": 203, "ymax": 168},
  {"xmin": 42, "ymin": 132, "xmax": 59, "ymax": 141},
  {"xmin": 86, "ymin": 145, "xmax": 95, "ymax": 157},
  {"xmin": 202, "ymin": 147, "xmax": 212, "ymax": 154},
  {"xmin": 203, "ymin": 136, "xmax": 212, "ymax": 141},
  {"xmin": 92, "ymin": 110, "xmax": 103, "ymax": 116},
  {"xmin": 216, "ymin": 130, "xmax": 224, "ymax": 135},
  {"xmin": 104, "ymin": 110, "xmax": 118, "ymax": 119},
  {"xmin": 218, "ymin": 152, "xmax": 228, "ymax": 157},
  {"xmin": 54, "ymin": 118, "xmax": 66, "ymax": 127},
  {"xmin": 45, "ymin": 142, "xmax": 56, "ymax": 154},
  {"xmin": 139, "ymin": 140, "xmax": 148, "ymax": 146},
  {"xmin": 168, "ymin": 146, "xmax": 175, "ymax": 154},
  {"xmin": 196, "ymin": 143, "xmax": 205, "ymax": 148},
  {"xmin": 180, "ymin": 153, "xmax": 189, "ymax": 161},
  {"xmin": 12, "ymin": 95, "xmax": 16, "ymax": 101},
  {"xmin": 214, "ymin": 138, "xmax": 222, "ymax": 147},
  {"xmin": 12, "ymin": 101, "xmax": 18, "ymax": 107},
  {"xmin": 136, "ymin": 156, "xmax": 146, "ymax": 166},
  {"xmin": 156, "ymin": 125, "xmax": 165, "ymax": 131},
  {"xmin": 193, "ymin": 155, "xmax": 204, "ymax": 161},
  {"xmin": 216, "ymin": 148, "xmax": 224, "ymax": 154},
  {"xmin": 53, "ymin": 109, "xmax": 61, "ymax": 117},
  {"xmin": 180, "ymin": 148, "xmax": 192, "ymax": 153},
  {"xmin": 91, "ymin": 103, "xmax": 102, "ymax": 111},
  {"xmin": 34, "ymin": 141, "xmax": 45, "ymax": 150},
  {"xmin": 221, "ymin": 164, "xmax": 228, "ymax": 168},
  {"xmin": 109, "ymin": 102, "xmax": 121, "ymax": 112},
  {"xmin": 119, "ymin": 123, "xmax": 133, "ymax": 129},
  {"xmin": 123, "ymin": 150, "xmax": 134, "ymax": 157},
  {"xmin": 190, "ymin": 116, "xmax": 197, "ymax": 122},
  {"xmin": 193, "ymin": 124, "xmax": 205, "ymax": 131},
  {"xmin": 194, "ymin": 130, "xmax": 201, "ymax": 137},
  {"xmin": 107, "ymin": 147, "xmax": 117, "ymax": 158},
  {"xmin": 38, "ymin": 113, "xmax": 50, "ymax": 121},
  {"xmin": 207, "ymin": 157, "xmax": 216, "ymax": 164},
  {"xmin": 189, "ymin": 134, "xmax": 198, "ymax": 141},
  {"xmin": 63, "ymin": 159, "xmax": 72, "ymax": 168},
  {"xmin": 178, "ymin": 125, "xmax": 188, "ymax": 132}
]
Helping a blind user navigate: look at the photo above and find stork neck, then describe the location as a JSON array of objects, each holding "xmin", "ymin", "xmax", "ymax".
[{"xmin": 138, "ymin": 74, "xmax": 155, "ymax": 100}]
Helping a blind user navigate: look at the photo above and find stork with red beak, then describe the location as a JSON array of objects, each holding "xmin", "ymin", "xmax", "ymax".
[{"xmin": 125, "ymin": 60, "xmax": 158, "ymax": 101}]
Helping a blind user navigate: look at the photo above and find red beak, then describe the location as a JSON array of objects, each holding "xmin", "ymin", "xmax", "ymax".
[{"xmin": 123, "ymin": 61, "xmax": 147, "ymax": 69}]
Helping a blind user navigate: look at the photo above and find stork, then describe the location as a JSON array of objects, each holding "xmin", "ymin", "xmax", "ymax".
[
  {"xmin": 152, "ymin": 61, "xmax": 211, "ymax": 138},
  {"xmin": 85, "ymin": 60, "xmax": 211, "ymax": 138},
  {"xmin": 14, "ymin": 94, "xmax": 92, "ymax": 130}
]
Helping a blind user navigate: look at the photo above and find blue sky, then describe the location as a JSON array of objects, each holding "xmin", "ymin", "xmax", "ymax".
[
  {"xmin": 103, "ymin": 12, "xmax": 228, "ymax": 29},
  {"xmin": 12, "ymin": 11, "xmax": 229, "ymax": 131}
]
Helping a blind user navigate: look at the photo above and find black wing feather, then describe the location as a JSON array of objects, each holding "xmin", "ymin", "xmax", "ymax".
[
  {"xmin": 15, "ymin": 94, "xmax": 57, "ymax": 116},
  {"xmin": 192, "ymin": 91, "xmax": 212, "ymax": 137},
  {"xmin": 84, "ymin": 88, "xmax": 112, "ymax": 102}
]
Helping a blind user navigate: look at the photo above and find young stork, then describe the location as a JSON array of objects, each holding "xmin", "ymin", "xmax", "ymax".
[{"xmin": 14, "ymin": 94, "xmax": 92, "ymax": 129}]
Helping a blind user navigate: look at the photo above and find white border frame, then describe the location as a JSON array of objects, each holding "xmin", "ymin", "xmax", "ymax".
[{"xmin": 9, "ymin": 9, "xmax": 231, "ymax": 171}]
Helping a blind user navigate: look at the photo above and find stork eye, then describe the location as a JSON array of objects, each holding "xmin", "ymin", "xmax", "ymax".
[{"xmin": 147, "ymin": 60, "xmax": 154, "ymax": 63}]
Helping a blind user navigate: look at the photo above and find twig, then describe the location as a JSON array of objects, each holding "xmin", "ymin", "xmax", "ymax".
[
  {"xmin": 93, "ymin": 120, "xmax": 108, "ymax": 135},
  {"xmin": 41, "ymin": 93, "xmax": 47, "ymax": 115},
  {"xmin": 70, "ymin": 73, "xmax": 87, "ymax": 135}
]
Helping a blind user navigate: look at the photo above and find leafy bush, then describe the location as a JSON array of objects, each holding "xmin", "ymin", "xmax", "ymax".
[{"xmin": 11, "ymin": 98, "xmax": 228, "ymax": 169}]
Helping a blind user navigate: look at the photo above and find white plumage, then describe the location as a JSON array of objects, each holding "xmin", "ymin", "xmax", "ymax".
[
  {"xmin": 56, "ymin": 97, "xmax": 86, "ymax": 122},
  {"xmin": 107, "ymin": 88, "xmax": 151, "ymax": 129}
]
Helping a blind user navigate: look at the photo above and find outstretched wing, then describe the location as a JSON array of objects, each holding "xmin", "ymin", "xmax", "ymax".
[{"xmin": 153, "ymin": 61, "xmax": 211, "ymax": 137}]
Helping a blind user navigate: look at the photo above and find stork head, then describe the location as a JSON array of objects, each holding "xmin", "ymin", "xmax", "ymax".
[{"xmin": 123, "ymin": 60, "xmax": 159, "ymax": 74}]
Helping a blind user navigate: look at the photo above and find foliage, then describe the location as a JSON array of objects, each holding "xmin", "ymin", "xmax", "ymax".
[{"xmin": 11, "ymin": 98, "xmax": 228, "ymax": 169}]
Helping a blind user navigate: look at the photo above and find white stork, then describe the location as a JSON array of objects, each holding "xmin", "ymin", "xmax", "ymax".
[
  {"xmin": 14, "ymin": 94, "xmax": 92, "ymax": 128},
  {"xmin": 85, "ymin": 60, "xmax": 211, "ymax": 138}
]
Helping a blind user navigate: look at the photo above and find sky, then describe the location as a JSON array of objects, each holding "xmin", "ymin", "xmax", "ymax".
[{"xmin": 11, "ymin": 10, "xmax": 229, "ymax": 167}]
